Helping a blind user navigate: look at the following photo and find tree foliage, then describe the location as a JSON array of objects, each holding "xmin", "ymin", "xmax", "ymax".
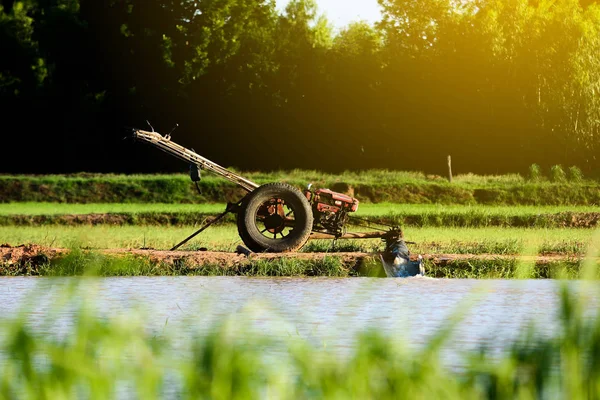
[{"xmin": 1, "ymin": 0, "xmax": 599, "ymax": 174}]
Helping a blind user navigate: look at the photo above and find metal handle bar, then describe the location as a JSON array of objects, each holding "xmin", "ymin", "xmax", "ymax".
[{"xmin": 133, "ymin": 129, "xmax": 260, "ymax": 192}]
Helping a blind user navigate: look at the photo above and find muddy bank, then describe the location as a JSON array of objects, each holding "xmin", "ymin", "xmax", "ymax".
[
  {"xmin": 1, "ymin": 244, "xmax": 596, "ymax": 278},
  {"xmin": 0, "ymin": 244, "xmax": 63, "ymax": 274},
  {"xmin": 0, "ymin": 213, "xmax": 234, "ymax": 226},
  {"xmin": 3, "ymin": 211, "xmax": 600, "ymax": 228},
  {"xmin": 0, "ymin": 244, "xmax": 369, "ymax": 271}
]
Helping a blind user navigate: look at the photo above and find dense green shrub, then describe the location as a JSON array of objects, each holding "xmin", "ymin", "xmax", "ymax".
[
  {"xmin": 2, "ymin": 172, "xmax": 600, "ymax": 205},
  {"xmin": 569, "ymin": 166, "xmax": 584, "ymax": 183},
  {"xmin": 529, "ymin": 164, "xmax": 543, "ymax": 181},
  {"xmin": 550, "ymin": 165, "xmax": 567, "ymax": 182}
]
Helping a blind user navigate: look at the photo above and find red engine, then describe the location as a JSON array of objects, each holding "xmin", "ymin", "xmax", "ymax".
[{"xmin": 305, "ymin": 187, "xmax": 359, "ymax": 237}]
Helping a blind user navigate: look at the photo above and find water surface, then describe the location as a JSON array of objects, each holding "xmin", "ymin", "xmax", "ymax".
[{"xmin": 1, "ymin": 277, "xmax": 599, "ymax": 359}]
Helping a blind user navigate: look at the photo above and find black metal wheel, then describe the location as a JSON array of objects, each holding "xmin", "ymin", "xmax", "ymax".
[{"xmin": 237, "ymin": 183, "xmax": 313, "ymax": 253}]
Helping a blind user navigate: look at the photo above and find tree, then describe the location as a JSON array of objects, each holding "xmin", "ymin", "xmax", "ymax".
[{"xmin": 0, "ymin": 1, "xmax": 45, "ymax": 96}]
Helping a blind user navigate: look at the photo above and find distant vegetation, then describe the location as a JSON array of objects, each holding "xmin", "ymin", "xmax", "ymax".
[{"xmin": 2, "ymin": 169, "xmax": 600, "ymax": 205}]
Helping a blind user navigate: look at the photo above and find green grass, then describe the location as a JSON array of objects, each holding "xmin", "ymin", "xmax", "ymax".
[
  {"xmin": 0, "ymin": 202, "xmax": 226, "ymax": 215},
  {"xmin": 0, "ymin": 225, "xmax": 597, "ymax": 255},
  {"xmin": 2, "ymin": 169, "xmax": 592, "ymax": 185},
  {"xmin": 4, "ymin": 171, "xmax": 600, "ymax": 205},
  {"xmin": 3, "ymin": 202, "xmax": 599, "ymax": 216},
  {"xmin": 2, "ymin": 285, "xmax": 600, "ymax": 398},
  {"xmin": 358, "ymin": 204, "xmax": 600, "ymax": 228},
  {"xmin": 425, "ymin": 259, "xmax": 589, "ymax": 279},
  {"xmin": 21, "ymin": 249, "xmax": 353, "ymax": 278},
  {"xmin": 358, "ymin": 203, "xmax": 600, "ymax": 215},
  {"xmin": 0, "ymin": 225, "xmax": 242, "ymax": 251}
]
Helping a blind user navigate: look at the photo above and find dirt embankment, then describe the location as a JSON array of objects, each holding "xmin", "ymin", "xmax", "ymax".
[
  {"xmin": 4, "ymin": 211, "xmax": 600, "ymax": 228},
  {"xmin": 1, "ymin": 244, "xmax": 65, "ymax": 264},
  {"xmin": 0, "ymin": 244, "xmax": 370, "ymax": 266},
  {"xmin": 1, "ymin": 244, "xmax": 594, "ymax": 275},
  {"xmin": 0, "ymin": 244, "xmax": 374, "ymax": 275},
  {"xmin": 0, "ymin": 213, "xmax": 234, "ymax": 227}
]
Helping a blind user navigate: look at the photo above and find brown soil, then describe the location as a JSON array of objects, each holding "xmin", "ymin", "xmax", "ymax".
[
  {"xmin": 0, "ymin": 243, "xmax": 66, "ymax": 266},
  {"xmin": 0, "ymin": 244, "xmax": 374, "ymax": 272}
]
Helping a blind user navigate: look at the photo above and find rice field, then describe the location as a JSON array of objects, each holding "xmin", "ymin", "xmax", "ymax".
[
  {"xmin": 1, "ymin": 203, "xmax": 599, "ymax": 229},
  {"xmin": 1, "ymin": 225, "xmax": 597, "ymax": 256},
  {"xmin": 2, "ymin": 190, "xmax": 599, "ymax": 279},
  {"xmin": 0, "ymin": 202, "xmax": 226, "ymax": 215},
  {"xmin": 2, "ymin": 202, "xmax": 598, "ymax": 216}
]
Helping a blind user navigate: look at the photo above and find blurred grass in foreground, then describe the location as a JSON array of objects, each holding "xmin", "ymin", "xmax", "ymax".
[{"xmin": 1, "ymin": 284, "xmax": 600, "ymax": 398}]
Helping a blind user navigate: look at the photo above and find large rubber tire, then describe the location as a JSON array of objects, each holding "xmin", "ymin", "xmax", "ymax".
[{"xmin": 237, "ymin": 183, "xmax": 313, "ymax": 253}]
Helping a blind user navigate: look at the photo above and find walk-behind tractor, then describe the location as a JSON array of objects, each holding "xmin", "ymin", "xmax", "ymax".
[{"xmin": 132, "ymin": 128, "xmax": 424, "ymax": 276}]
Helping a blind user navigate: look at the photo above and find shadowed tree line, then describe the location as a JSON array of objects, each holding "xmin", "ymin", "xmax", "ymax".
[{"xmin": 1, "ymin": 0, "xmax": 599, "ymax": 175}]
